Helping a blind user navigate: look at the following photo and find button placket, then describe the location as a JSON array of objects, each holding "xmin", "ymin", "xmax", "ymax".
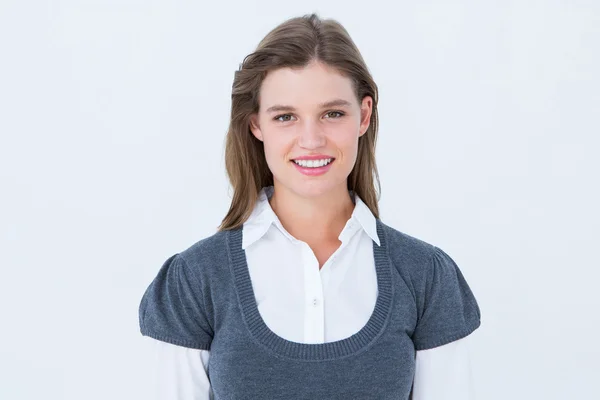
[{"xmin": 301, "ymin": 241, "xmax": 325, "ymax": 343}]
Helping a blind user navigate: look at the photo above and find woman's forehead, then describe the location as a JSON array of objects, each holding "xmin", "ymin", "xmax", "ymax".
[{"xmin": 259, "ymin": 64, "xmax": 356, "ymax": 111}]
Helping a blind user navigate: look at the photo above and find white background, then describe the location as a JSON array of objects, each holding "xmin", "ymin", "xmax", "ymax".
[{"xmin": 1, "ymin": 1, "xmax": 598, "ymax": 399}]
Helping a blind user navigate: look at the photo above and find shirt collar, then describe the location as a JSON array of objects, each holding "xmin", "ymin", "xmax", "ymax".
[
  {"xmin": 242, "ymin": 186, "xmax": 380, "ymax": 249},
  {"xmin": 241, "ymin": 186, "xmax": 278, "ymax": 249},
  {"xmin": 350, "ymin": 192, "xmax": 381, "ymax": 247}
]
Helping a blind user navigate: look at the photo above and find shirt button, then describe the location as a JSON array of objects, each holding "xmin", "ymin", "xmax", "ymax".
[{"xmin": 312, "ymin": 298, "xmax": 319, "ymax": 307}]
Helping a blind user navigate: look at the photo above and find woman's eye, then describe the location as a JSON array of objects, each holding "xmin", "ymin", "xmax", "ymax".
[
  {"xmin": 274, "ymin": 114, "xmax": 294, "ymax": 122},
  {"xmin": 325, "ymin": 111, "xmax": 345, "ymax": 118}
]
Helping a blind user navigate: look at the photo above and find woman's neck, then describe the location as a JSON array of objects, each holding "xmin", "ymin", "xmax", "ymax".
[{"xmin": 268, "ymin": 183, "xmax": 355, "ymax": 244}]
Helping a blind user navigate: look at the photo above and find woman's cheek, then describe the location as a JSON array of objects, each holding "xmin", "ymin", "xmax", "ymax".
[{"xmin": 264, "ymin": 137, "xmax": 290, "ymax": 164}]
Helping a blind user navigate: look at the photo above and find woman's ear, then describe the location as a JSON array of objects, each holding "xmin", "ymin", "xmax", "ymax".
[
  {"xmin": 359, "ymin": 96, "xmax": 373, "ymax": 137},
  {"xmin": 249, "ymin": 114, "xmax": 263, "ymax": 142}
]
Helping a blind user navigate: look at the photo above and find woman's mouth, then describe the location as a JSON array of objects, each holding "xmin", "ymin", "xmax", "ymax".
[{"xmin": 290, "ymin": 158, "xmax": 335, "ymax": 176}]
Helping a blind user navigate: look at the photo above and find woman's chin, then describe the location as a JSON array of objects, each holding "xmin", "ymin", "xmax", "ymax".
[{"xmin": 282, "ymin": 180, "xmax": 349, "ymax": 200}]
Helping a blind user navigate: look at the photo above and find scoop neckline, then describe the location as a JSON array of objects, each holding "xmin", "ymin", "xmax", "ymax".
[{"xmin": 226, "ymin": 218, "xmax": 394, "ymax": 361}]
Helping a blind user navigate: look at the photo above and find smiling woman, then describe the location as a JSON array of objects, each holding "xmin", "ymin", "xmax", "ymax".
[
  {"xmin": 139, "ymin": 12, "xmax": 481, "ymax": 400},
  {"xmin": 220, "ymin": 19, "xmax": 381, "ymax": 229}
]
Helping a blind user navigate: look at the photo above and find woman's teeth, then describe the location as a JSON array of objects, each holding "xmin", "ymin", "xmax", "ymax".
[{"xmin": 293, "ymin": 158, "xmax": 333, "ymax": 168}]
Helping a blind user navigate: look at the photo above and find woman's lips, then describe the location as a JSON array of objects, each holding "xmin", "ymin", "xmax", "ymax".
[
  {"xmin": 290, "ymin": 159, "xmax": 335, "ymax": 176},
  {"xmin": 292, "ymin": 154, "xmax": 335, "ymax": 160}
]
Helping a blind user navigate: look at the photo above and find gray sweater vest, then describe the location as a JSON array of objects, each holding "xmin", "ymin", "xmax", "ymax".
[{"xmin": 139, "ymin": 218, "xmax": 481, "ymax": 399}]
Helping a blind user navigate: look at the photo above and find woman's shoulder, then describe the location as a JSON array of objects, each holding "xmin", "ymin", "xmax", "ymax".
[
  {"xmin": 377, "ymin": 219, "xmax": 438, "ymax": 262},
  {"xmin": 377, "ymin": 220, "xmax": 477, "ymax": 302},
  {"xmin": 377, "ymin": 219, "xmax": 472, "ymax": 281},
  {"xmin": 175, "ymin": 229, "xmax": 232, "ymax": 277}
]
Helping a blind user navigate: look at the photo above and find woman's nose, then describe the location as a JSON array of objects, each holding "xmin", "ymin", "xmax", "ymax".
[{"xmin": 297, "ymin": 121, "xmax": 326, "ymax": 149}]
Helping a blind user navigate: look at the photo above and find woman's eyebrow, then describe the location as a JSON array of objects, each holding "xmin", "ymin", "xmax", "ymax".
[{"xmin": 265, "ymin": 99, "xmax": 352, "ymax": 113}]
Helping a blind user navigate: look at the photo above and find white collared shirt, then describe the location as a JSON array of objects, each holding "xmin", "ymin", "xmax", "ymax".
[{"xmin": 148, "ymin": 187, "xmax": 474, "ymax": 399}]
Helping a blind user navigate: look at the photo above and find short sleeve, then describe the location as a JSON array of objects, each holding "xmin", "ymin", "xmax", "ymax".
[
  {"xmin": 411, "ymin": 246, "xmax": 481, "ymax": 351},
  {"xmin": 138, "ymin": 253, "xmax": 214, "ymax": 350}
]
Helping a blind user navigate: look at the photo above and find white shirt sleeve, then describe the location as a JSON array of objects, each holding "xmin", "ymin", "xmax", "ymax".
[
  {"xmin": 412, "ymin": 336, "xmax": 474, "ymax": 400},
  {"xmin": 153, "ymin": 339, "xmax": 213, "ymax": 400}
]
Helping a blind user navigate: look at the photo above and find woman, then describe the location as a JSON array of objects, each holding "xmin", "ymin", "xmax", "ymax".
[{"xmin": 139, "ymin": 13, "xmax": 481, "ymax": 399}]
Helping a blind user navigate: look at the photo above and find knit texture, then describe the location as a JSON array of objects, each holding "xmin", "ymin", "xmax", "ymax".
[{"xmin": 139, "ymin": 219, "xmax": 481, "ymax": 399}]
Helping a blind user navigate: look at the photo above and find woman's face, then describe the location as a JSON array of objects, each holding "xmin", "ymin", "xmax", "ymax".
[{"xmin": 249, "ymin": 60, "xmax": 372, "ymax": 200}]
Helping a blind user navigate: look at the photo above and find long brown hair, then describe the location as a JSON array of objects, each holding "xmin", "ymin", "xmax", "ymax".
[{"xmin": 218, "ymin": 13, "xmax": 381, "ymax": 231}]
